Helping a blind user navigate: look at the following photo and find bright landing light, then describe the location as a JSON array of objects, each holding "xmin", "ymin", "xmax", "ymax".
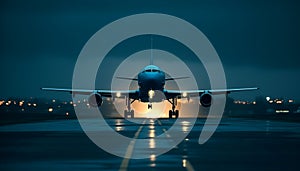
[
  {"xmin": 116, "ymin": 92, "xmax": 121, "ymax": 98},
  {"xmin": 148, "ymin": 90, "xmax": 155, "ymax": 99}
]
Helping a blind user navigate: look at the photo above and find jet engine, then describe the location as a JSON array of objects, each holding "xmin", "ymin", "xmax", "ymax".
[
  {"xmin": 88, "ymin": 93, "xmax": 103, "ymax": 107},
  {"xmin": 200, "ymin": 92, "xmax": 212, "ymax": 107}
]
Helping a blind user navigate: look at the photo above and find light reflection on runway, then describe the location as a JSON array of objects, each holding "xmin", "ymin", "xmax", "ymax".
[{"xmin": 1, "ymin": 118, "xmax": 300, "ymax": 171}]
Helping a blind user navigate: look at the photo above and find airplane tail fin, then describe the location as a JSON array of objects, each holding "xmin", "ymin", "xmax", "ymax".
[{"xmin": 150, "ymin": 35, "xmax": 153, "ymax": 65}]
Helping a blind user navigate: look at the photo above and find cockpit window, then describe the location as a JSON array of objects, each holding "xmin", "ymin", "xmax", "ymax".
[{"xmin": 144, "ymin": 69, "xmax": 160, "ymax": 72}]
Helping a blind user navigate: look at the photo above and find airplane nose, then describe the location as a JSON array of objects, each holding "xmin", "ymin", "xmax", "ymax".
[
  {"xmin": 142, "ymin": 75, "xmax": 161, "ymax": 88},
  {"xmin": 145, "ymin": 78, "xmax": 156, "ymax": 85}
]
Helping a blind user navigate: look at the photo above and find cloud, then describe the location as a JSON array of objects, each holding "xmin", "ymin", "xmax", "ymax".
[{"xmin": 0, "ymin": 0, "xmax": 299, "ymax": 99}]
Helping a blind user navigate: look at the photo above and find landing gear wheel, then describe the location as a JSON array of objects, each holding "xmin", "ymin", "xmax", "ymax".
[
  {"xmin": 124, "ymin": 110, "xmax": 128, "ymax": 118},
  {"xmin": 148, "ymin": 103, "xmax": 152, "ymax": 109},
  {"xmin": 124, "ymin": 110, "xmax": 135, "ymax": 118},
  {"xmin": 169, "ymin": 110, "xmax": 173, "ymax": 118},
  {"xmin": 124, "ymin": 97, "xmax": 135, "ymax": 118},
  {"xmin": 175, "ymin": 110, "xmax": 179, "ymax": 118},
  {"xmin": 168, "ymin": 110, "xmax": 179, "ymax": 119},
  {"xmin": 167, "ymin": 98, "xmax": 179, "ymax": 119}
]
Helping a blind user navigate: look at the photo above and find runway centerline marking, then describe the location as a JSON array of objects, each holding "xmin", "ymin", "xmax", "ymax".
[
  {"xmin": 119, "ymin": 119, "xmax": 195, "ymax": 171},
  {"xmin": 119, "ymin": 119, "xmax": 146, "ymax": 171}
]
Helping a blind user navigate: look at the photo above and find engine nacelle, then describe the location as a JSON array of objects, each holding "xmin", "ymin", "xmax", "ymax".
[
  {"xmin": 200, "ymin": 92, "xmax": 212, "ymax": 107},
  {"xmin": 88, "ymin": 93, "xmax": 103, "ymax": 107}
]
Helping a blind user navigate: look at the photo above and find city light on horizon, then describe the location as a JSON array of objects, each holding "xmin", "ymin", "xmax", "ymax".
[
  {"xmin": 48, "ymin": 107, "xmax": 53, "ymax": 112},
  {"xmin": 0, "ymin": 95, "xmax": 299, "ymax": 117}
]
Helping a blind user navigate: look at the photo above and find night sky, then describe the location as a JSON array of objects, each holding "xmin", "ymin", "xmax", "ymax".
[{"xmin": 1, "ymin": 0, "xmax": 299, "ymax": 100}]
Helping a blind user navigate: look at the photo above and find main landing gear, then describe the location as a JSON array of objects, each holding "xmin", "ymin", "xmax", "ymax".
[
  {"xmin": 124, "ymin": 97, "xmax": 135, "ymax": 118},
  {"xmin": 168, "ymin": 97, "xmax": 179, "ymax": 119},
  {"xmin": 148, "ymin": 103, "xmax": 152, "ymax": 109}
]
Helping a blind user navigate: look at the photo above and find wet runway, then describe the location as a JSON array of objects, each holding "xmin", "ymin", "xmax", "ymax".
[{"xmin": 1, "ymin": 117, "xmax": 300, "ymax": 171}]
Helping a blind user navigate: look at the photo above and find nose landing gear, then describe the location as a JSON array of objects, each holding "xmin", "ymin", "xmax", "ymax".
[{"xmin": 148, "ymin": 103, "xmax": 152, "ymax": 109}]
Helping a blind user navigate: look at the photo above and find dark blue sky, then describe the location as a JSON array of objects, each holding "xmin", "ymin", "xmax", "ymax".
[{"xmin": 0, "ymin": 0, "xmax": 299, "ymax": 100}]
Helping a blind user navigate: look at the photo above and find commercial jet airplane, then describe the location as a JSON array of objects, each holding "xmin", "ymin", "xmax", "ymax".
[{"xmin": 42, "ymin": 59, "xmax": 258, "ymax": 118}]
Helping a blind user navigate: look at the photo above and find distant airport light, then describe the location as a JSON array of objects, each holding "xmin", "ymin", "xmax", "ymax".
[
  {"xmin": 5, "ymin": 100, "xmax": 11, "ymax": 106},
  {"xmin": 0, "ymin": 100, "xmax": 4, "ymax": 106},
  {"xmin": 33, "ymin": 103, "xmax": 37, "ymax": 107},
  {"xmin": 116, "ymin": 92, "xmax": 121, "ymax": 98},
  {"xmin": 48, "ymin": 107, "xmax": 53, "ymax": 112},
  {"xmin": 27, "ymin": 103, "xmax": 31, "ymax": 106},
  {"xmin": 288, "ymin": 99, "xmax": 294, "ymax": 103},
  {"xmin": 269, "ymin": 100, "xmax": 273, "ymax": 103},
  {"xmin": 70, "ymin": 101, "xmax": 73, "ymax": 105},
  {"xmin": 276, "ymin": 100, "xmax": 283, "ymax": 104},
  {"xmin": 52, "ymin": 99, "xmax": 56, "ymax": 103},
  {"xmin": 233, "ymin": 100, "xmax": 258, "ymax": 105},
  {"xmin": 66, "ymin": 112, "xmax": 69, "ymax": 116},
  {"xmin": 266, "ymin": 97, "xmax": 270, "ymax": 101},
  {"xmin": 275, "ymin": 110, "xmax": 289, "ymax": 113},
  {"xmin": 19, "ymin": 101, "xmax": 24, "ymax": 106},
  {"xmin": 21, "ymin": 108, "xmax": 25, "ymax": 112},
  {"xmin": 73, "ymin": 104, "xmax": 77, "ymax": 107},
  {"xmin": 182, "ymin": 159, "xmax": 187, "ymax": 168}
]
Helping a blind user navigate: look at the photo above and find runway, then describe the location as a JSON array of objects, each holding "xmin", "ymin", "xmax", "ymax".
[{"xmin": 1, "ymin": 117, "xmax": 300, "ymax": 171}]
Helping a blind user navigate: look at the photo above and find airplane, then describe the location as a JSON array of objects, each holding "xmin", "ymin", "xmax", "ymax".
[{"xmin": 42, "ymin": 59, "xmax": 258, "ymax": 118}]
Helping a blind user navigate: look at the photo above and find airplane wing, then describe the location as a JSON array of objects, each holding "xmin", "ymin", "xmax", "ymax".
[
  {"xmin": 115, "ymin": 77, "xmax": 138, "ymax": 81},
  {"xmin": 42, "ymin": 87, "xmax": 258, "ymax": 100},
  {"xmin": 41, "ymin": 88, "xmax": 139, "ymax": 99},
  {"xmin": 165, "ymin": 77, "xmax": 189, "ymax": 81},
  {"xmin": 164, "ymin": 87, "xmax": 259, "ymax": 99}
]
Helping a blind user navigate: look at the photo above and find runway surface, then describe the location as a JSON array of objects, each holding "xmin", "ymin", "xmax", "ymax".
[{"xmin": 1, "ymin": 117, "xmax": 300, "ymax": 171}]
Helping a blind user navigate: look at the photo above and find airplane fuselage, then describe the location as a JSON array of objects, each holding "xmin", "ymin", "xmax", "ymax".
[{"xmin": 137, "ymin": 65, "xmax": 165, "ymax": 102}]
